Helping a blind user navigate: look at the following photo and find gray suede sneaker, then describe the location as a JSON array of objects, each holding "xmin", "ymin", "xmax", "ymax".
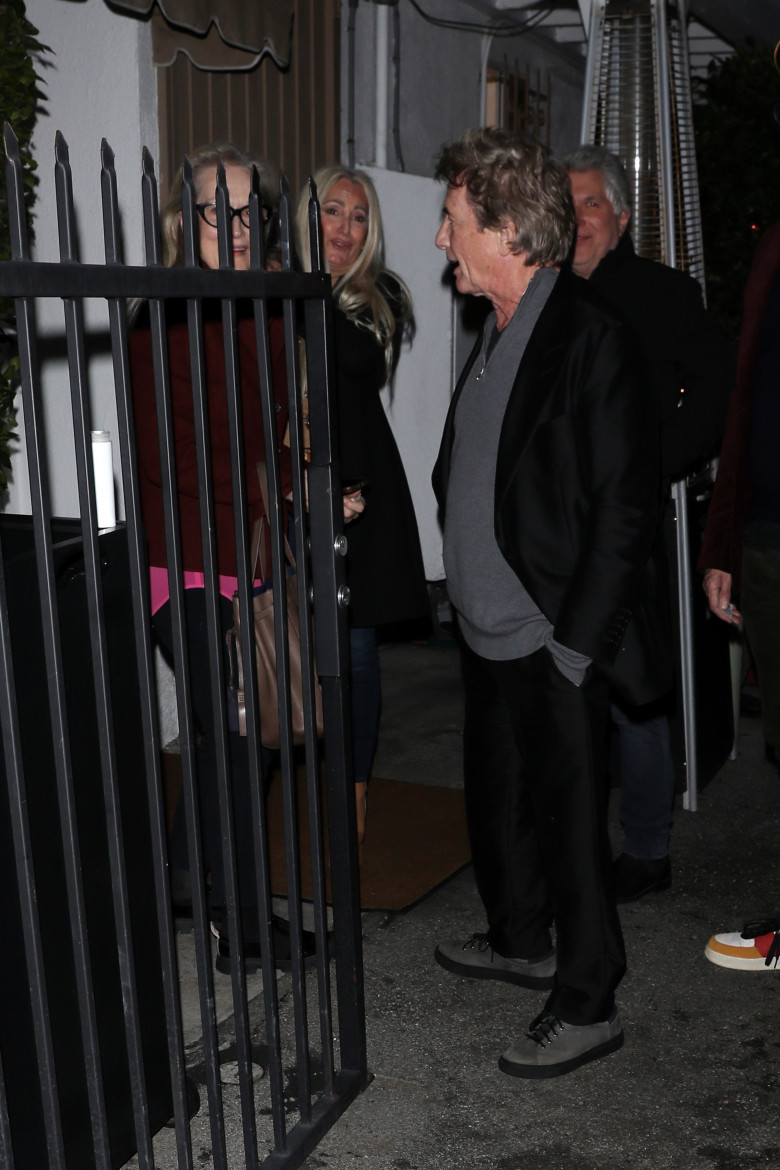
[
  {"xmin": 434, "ymin": 933, "xmax": 556, "ymax": 989},
  {"xmin": 499, "ymin": 1008, "xmax": 624, "ymax": 1079}
]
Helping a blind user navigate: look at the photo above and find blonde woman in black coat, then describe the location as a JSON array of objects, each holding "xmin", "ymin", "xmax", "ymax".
[{"xmin": 296, "ymin": 167, "xmax": 429, "ymax": 853}]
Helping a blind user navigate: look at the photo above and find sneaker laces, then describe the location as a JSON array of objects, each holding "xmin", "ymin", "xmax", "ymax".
[
  {"xmin": 462, "ymin": 932, "xmax": 493, "ymax": 955},
  {"xmin": 741, "ymin": 917, "xmax": 780, "ymax": 968},
  {"xmin": 526, "ymin": 1013, "xmax": 565, "ymax": 1048}
]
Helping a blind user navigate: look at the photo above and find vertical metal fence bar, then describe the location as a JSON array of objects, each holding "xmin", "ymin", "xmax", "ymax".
[
  {"xmin": 1, "ymin": 140, "xmax": 67, "ymax": 1170},
  {"xmin": 239, "ymin": 166, "xmax": 293, "ymax": 1152},
  {"xmin": 209, "ymin": 161, "xmax": 266, "ymax": 1170},
  {"xmin": 279, "ymin": 178, "xmax": 337, "ymax": 1103},
  {"xmin": 5, "ymin": 124, "xmax": 113, "ymax": 1169},
  {"xmin": 272, "ymin": 177, "xmax": 315, "ymax": 1128},
  {"xmin": 140, "ymin": 147, "xmax": 232, "ymax": 1170},
  {"xmin": 181, "ymin": 158, "xmax": 260, "ymax": 1079},
  {"xmin": 189, "ymin": 153, "xmax": 290, "ymax": 1160},
  {"xmin": 101, "ymin": 138, "xmax": 196, "ymax": 1170},
  {"xmin": 54, "ymin": 130, "xmax": 155, "ymax": 1169},
  {"xmin": 0, "ymin": 502, "xmax": 65, "ymax": 1168},
  {"xmin": 303, "ymin": 188, "xmax": 367, "ymax": 1086},
  {"xmin": 0, "ymin": 1048, "xmax": 11, "ymax": 1169}
]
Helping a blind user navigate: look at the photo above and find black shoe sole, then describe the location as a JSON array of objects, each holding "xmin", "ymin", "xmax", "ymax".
[
  {"xmin": 498, "ymin": 1030, "xmax": 624, "ymax": 1079},
  {"xmin": 433, "ymin": 945, "xmax": 555, "ymax": 990},
  {"xmin": 215, "ymin": 948, "xmax": 318, "ymax": 975},
  {"xmin": 615, "ymin": 876, "xmax": 672, "ymax": 906},
  {"xmin": 215, "ymin": 918, "xmax": 328, "ymax": 975}
]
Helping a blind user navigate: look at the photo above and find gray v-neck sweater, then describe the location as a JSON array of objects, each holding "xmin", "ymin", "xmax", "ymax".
[{"xmin": 443, "ymin": 267, "xmax": 590, "ymax": 684}]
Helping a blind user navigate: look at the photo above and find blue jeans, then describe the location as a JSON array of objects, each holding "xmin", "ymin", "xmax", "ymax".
[
  {"xmin": 349, "ymin": 626, "xmax": 381, "ymax": 785},
  {"xmin": 611, "ymin": 701, "xmax": 675, "ymax": 859}
]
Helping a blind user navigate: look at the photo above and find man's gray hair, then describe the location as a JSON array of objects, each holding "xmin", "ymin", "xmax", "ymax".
[
  {"xmin": 562, "ymin": 144, "xmax": 632, "ymax": 218},
  {"xmin": 435, "ymin": 127, "xmax": 575, "ymax": 267}
]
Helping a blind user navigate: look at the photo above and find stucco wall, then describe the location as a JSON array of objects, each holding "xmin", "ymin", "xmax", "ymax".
[
  {"xmin": 343, "ymin": 0, "xmax": 585, "ymax": 178},
  {"xmin": 9, "ymin": 0, "xmax": 158, "ymax": 518},
  {"xmin": 343, "ymin": 0, "xmax": 487, "ymax": 178}
]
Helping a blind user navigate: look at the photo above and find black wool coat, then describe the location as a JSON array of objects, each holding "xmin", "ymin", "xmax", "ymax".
[
  {"xmin": 334, "ymin": 278, "xmax": 429, "ymax": 630},
  {"xmin": 433, "ymin": 267, "xmax": 671, "ymax": 707},
  {"xmin": 588, "ymin": 232, "xmax": 733, "ymax": 483}
]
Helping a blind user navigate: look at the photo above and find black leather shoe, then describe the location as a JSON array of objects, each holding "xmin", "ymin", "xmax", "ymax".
[
  {"xmin": 613, "ymin": 854, "xmax": 671, "ymax": 905},
  {"xmin": 215, "ymin": 915, "xmax": 321, "ymax": 974}
]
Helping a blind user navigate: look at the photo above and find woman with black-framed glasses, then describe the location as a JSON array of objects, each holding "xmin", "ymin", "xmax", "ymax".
[
  {"xmin": 156, "ymin": 142, "xmax": 279, "ymax": 271},
  {"xmin": 195, "ymin": 201, "xmax": 270, "ymax": 231},
  {"xmin": 129, "ymin": 143, "xmax": 346, "ymax": 974}
]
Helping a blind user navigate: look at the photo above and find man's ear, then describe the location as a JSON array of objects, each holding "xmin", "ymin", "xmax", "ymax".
[
  {"xmin": 498, "ymin": 220, "xmax": 517, "ymax": 255},
  {"xmin": 617, "ymin": 207, "xmax": 631, "ymax": 238}
]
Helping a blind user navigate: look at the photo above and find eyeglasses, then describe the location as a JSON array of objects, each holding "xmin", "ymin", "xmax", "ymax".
[{"xmin": 196, "ymin": 202, "xmax": 270, "ymax": 229}]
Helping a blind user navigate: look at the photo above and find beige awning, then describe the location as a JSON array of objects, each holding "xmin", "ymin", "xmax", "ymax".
[{"xmin": 106, "ymin": 0, "xmax": 294, "ymax": 70}]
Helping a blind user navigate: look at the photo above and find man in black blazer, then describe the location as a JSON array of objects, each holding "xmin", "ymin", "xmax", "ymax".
[{"xmin": 431, "ymin": 128, "xmax": 667, "ymax": 1078}]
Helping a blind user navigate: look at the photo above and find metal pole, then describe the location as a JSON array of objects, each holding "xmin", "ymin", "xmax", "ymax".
[
  {"xmin": 655, "ymin": 0, "xmax": 676, "ymax": 269},
  {"xmin": 674, "ymin": 477, "xmax": 698, "ymax": 811},
  {"xmin": 656, "ymin": 0, "xmax": 698, "ymax": 808},
  {"xmin": 579, "ymin": 0, "xmax": 601, "ymax": 143}
]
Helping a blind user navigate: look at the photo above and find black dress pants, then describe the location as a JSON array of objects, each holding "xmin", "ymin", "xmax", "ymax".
[{"xmin": 461, "ymin": 642, "xmax": 626, "ymax": 1025}]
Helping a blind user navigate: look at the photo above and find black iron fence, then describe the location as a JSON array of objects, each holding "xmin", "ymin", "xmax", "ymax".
[{"xmin": 0, "ymin": 124, "xmax": 366, "ymax": 1169}]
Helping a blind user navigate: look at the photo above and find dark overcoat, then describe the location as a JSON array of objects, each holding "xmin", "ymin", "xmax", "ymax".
[
  {"xmin": 433, "ymin": 267, "xmax": 671, "ymax": 706},
  {"xmin": 334, "ymin": 278, "xmax": 429, "ymax": 629},
  {"xmin": 130, "ymin": 298, "xmax": 290, "ymax": 578},
  {"xmin": 589, "ymin": 232, "xmax": 733, "ymax": 482}
]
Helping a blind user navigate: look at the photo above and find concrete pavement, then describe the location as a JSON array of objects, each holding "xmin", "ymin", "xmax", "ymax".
[{"xmin": 128, "ymin": 639, "xmax": 780, "ymax": 1170}]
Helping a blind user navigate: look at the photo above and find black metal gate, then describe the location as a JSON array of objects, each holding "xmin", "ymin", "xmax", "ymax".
[{"xmin": 0, "ymin": 124, "xmax": 366, "ymax": 1170}]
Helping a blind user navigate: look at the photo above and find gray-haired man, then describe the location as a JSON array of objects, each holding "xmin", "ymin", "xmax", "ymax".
[{"xmin": 563, "ymin": 145, "xmax": 733, "ymax": 904}]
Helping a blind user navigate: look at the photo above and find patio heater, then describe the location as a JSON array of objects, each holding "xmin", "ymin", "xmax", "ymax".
[{"xmin": 580, "ymin": 0, "xmax": 706, "ymax": 810}]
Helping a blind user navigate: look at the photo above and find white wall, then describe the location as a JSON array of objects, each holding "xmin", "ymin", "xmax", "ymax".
[
  {"xmin": 364, "ymin": 166, "xmax": 454, "ymax": 582},
  {"xmin": 9, "ymin": 0, "xmax": 158, "ymax": 518}
]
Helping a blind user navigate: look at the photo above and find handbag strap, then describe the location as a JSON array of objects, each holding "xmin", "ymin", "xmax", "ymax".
[
  {"xmin": 253, "ymin": 461, "xmax": 296, "ymax": 581},
  {"xmin": 249, "ymin": 515, "xmax": 267, "ymax": 582}
]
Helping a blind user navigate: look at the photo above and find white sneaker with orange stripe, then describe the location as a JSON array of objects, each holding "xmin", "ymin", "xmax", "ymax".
[{"xmin": 705, "ymin": 918, "xmax": 780, "ymax": 970}]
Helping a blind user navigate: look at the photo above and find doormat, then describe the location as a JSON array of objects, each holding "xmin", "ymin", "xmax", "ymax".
[
  {"xmin": 162, "ymin": 754, "xmax": 471, "ymax": 913},
  {"xmin": 266, "ymin": 769, "xmax": 471, "ymax": 913}
]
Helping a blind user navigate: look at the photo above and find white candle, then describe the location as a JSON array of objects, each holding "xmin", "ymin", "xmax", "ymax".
[{"xmin": 91, "ymin": 430, "xmax": 116, "ymax": 529}]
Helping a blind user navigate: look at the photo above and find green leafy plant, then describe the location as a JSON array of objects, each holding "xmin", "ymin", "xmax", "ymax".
[
  {"xmin": 0, "ymin": 0, "xmax": 49, "ymax": 493},
  {"xmin": 693, "ymin": 41, "xmax": 780, "ymax": 342}
]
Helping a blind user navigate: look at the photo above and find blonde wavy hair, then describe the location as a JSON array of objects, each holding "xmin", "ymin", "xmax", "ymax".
[{"xmin": 295, "ymin": 166, "xmax": 411, "ymax": 379}]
